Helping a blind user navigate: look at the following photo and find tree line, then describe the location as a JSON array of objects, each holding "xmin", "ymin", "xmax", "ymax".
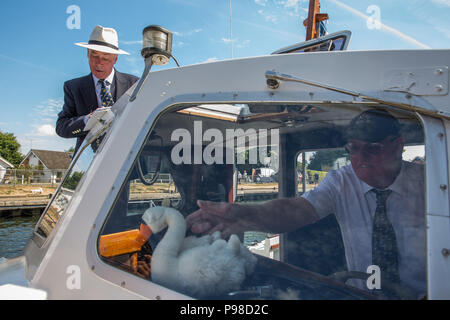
[{"xmin": 0, "ymin": 131, "xmax": 24, "ymax": 166}]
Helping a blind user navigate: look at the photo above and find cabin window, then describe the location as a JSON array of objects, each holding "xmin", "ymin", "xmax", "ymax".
[{"xmin": 98, "ymin": 103, "xmax": 426, "ymax": 300}]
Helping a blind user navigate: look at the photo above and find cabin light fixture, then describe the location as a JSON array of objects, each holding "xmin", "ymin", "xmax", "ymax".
[
  {"xmin": 130, "ymin": 25, "xmax": 180, "ymax": 102},
  {"xmin": 141, "ymin": 25, "xmax": 173, "ymax": 66}
]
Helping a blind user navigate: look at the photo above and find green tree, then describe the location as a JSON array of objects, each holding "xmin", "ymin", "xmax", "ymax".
[
  {"xmin": 0, "ymin": 131, "xmax": 24, "ymax": 166},
  {"xmin": 235, "ymin": 149, "xmax": 265, "ymax": 175},
  {"xmin": 308, "ymin": 149, "xmax": 348, "ymax": 171},
  {"xmin": 63, "ymin": 171, "xmax": 84, "ymax": 190}
]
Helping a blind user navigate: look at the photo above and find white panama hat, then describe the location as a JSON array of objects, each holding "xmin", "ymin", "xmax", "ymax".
[{"xmin": 75, "ymin": 25, "xmax": 129, "ymax": 55}]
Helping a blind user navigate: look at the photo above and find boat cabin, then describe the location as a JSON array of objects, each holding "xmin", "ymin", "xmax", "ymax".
[{"xmin": 1, "ymin": 31, "xmax": 449, "ymax": 300}]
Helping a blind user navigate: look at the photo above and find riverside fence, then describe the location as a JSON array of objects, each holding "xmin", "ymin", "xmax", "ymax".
[
  {"xmin": 0, "ymin": 168, "xmax": 175, "ymax": 186},
  {"xmin": 0, "ymin": 168, "xmax": 67, "ymax": 186}
]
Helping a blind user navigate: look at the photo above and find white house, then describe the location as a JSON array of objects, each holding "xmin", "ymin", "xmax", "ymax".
[
  {"xmin": 0, "ymin": 156, "xmax": 14, "ymax": 182},
  {"xmin": 20, "ymin": 149, "xmax": 73, "ymax": 183}
]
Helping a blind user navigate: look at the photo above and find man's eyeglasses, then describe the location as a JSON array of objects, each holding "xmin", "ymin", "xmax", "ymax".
[
  {"xmin": 344, "ymin": 142, "xmax": 385, "ymax": 155},
  {"xmin": 344, "ymin": 136, "xmax": 398, "ymax": 156}
]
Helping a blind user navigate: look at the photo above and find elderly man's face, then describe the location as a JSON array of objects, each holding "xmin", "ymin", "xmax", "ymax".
[
  {"xmin": 347, "ymin": 135, "xmax": 404, "ymax": 189},
  {"xmin": 88, "ymin": 49, "xmax": 118, "ymax": 80}
]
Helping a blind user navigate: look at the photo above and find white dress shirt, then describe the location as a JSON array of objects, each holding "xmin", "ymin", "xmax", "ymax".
[{"xmin": 302, "ymin": 160, "xmax": 426, "ymax": 296}]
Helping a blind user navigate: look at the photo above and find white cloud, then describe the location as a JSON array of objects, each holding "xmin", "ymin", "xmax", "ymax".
[
  {"xmin": 36, "ymin": 124, "xmax": 56, "ymax": 137},
  {"xmin": 17, "ymin": 98, "xmax": 69, "ymax": 153},
  {"xmin": 120, "ymin": 40, "xmax": 142, "ymax": 45},
  {"xmin": 283, "ymin": 0, "xmax": 298, "ymax": 8},
  {"xmin": 257, "ymin": 9, "xmax": 278, "ymax": 23},
  {"xmin": 431, "ymin": 0, "xmax": 450, "ymax": 7},
  {"xmin": 234, "ymin": 18, "xmax": 299, "ymax": 42},
  {"xmin": 173, "ymin": 28, "xmax": 203, "ymax": 37},
  {"xmin": 18, "ymin": 135, "xmax": 74, "ymax": 153},
  {"xmin": 176, "ymin": 41, "xmax": 187, "ymax": 48},
  {"xmin": 221, "ymin": 38, "xmax": 251, "ymax": 48},
  {"xmin": 254, "ymin": 0, "xmax": 303, "ymax": 22},
  {"xmin": 236, "ymin": 39, "xmax": 251, "ymax": 49},
  {"xmin": 264, "ymin": 14, "xmax": 278, "ymax": 23},
  {"xmin": 254, "ymin": 0, "xmax": 267, "ymax": 6},
  {"xmin": 35, "ymin": 98, "xmax": 63, "ymax": 118}
]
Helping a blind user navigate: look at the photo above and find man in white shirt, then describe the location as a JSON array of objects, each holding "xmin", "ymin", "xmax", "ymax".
[{"xmin": 186, "ymin": 108, "xmax": 426, "ymax": 298}]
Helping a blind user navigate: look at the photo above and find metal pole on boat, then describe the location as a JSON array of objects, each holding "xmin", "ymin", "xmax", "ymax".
[
  {"xmin": 303, "ymin": 0, "xmax": 329, "ymax": 41},
  {"xmin": 229, "ymin": 0, "xmax": 233, "ymax": 58}
]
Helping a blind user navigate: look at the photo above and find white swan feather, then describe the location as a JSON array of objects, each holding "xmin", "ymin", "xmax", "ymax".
[{"xmin": 142, "ymin": 206, "xmax": 257, "ymax": 298}]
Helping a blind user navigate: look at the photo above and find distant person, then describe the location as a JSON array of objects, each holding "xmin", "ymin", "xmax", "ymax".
[
  {"xmin": 314, "ymin": 172, "xmax": 319, "ymax": 185},
  {"xmin": 186, "ymin": 109, "xmax": 426, "ymax": 299},
  {"xmin": 56, "ymin": 25, "xmax": 139, "ymax": 153}
]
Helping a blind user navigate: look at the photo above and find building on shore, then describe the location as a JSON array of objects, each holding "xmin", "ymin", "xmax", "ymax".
[{"xmin": 19, "ymin": 149, "xmax": 73, "ymax": 184}]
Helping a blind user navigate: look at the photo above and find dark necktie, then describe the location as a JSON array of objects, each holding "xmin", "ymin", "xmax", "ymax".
[
  {"xmin": 99, "ymin": 79, "xmax": 114, "ymax": 107},
  {"xmin": 371, "ymin": 189, "xmax": 400, "ymax": 283},
  {"xmin": 92, "ymin": 80, "xmax": 113, "ymax": 152}
]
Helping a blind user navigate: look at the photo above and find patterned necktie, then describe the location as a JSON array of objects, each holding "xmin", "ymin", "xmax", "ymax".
[
  {"xmin": 92, "ymin": 80, "xmax": 113, "ymax": 152},
  {"xmin": 371, "ymin": 189, "xmax": 400, "ymax": 283},
  {"xmin": 99, "ymin": 79, "xmax": 114, "ymax": 107}
]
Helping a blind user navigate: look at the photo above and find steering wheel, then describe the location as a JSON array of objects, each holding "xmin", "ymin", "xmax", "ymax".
[{"xmin": 224, "ymin": 255, "xmax": 380, "ymax": 300}]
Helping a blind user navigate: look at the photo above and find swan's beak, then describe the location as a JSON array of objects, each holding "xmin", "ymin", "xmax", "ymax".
[{"xmin": 135, "ymin": 223, "xmax": 152, "ymax": 246}]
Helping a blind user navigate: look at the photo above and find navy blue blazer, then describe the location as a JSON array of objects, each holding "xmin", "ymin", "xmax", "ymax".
[{"xmin": 56, "ymin": 70, "xmax": 139, "ymax": 153}]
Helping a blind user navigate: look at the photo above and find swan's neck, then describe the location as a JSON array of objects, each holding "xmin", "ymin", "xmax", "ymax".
[{"xmin": 156, "ymin": 210, "xmax": 186, "ymax": 257}]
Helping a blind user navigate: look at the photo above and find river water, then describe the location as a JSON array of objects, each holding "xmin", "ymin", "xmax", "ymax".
[
  {"xmin": 0, "ymin": 197, "xmax": 269, "ymax": 259},
  {"xmin": 0, "ymin": 213, "xmax": 267, "ymax": 259},
  {"xmin": 0, "ymin": 214, "xmax": 40, "ymax": 258}
]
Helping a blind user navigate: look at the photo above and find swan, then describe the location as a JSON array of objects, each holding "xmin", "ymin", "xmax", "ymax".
[{"xmin": 142, "ymin": 206, "xmax": 257, "ymax": 298}]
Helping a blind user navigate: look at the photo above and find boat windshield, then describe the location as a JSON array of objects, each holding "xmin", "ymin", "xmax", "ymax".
[
  {"xmin": 272, "ymin": 30, "xmax": 351, "ymax": 54},
  {"xmin": 33, "ymin": 98, "xmax": 123, "ymax": 243},
  {"xmin": 97, "ymin": 102, "xmax": 426, "ymax": 300},
  {"xmin": 34, "ymin": 143, "xmax": 95, "ymax": 241}
]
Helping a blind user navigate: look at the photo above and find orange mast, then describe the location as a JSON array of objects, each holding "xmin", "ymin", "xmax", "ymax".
[{"xmin": 303, "ymin": 0, "xmax": 329, "ymax": 40}]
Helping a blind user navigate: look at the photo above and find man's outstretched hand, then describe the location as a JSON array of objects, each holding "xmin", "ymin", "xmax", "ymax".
[{"xmin": 186, "ymin": 200, "xmax": 251, "ymax": 240}]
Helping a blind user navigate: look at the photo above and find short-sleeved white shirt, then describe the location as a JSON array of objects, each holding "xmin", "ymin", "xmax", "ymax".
[{"xmin": 302, "ymin": 161, "xmax": 425, "ymax": 296}]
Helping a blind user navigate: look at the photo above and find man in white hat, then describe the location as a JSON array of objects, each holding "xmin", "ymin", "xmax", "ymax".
[{"xmin": 56, "ymin": 25, "xmax": 139, "ymax": 153}]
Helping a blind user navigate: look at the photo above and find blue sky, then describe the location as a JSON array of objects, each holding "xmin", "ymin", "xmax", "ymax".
[{"xmin": 0, "ymin": 0, "xmax": 449, "ymax": 154}]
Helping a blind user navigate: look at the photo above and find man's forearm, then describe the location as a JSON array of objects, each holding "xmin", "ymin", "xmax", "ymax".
[
  {"xmin": 241, "ymin": 197, "xmax": 320, "ymax": 234},
  {"xmin": 56, "ymin": 114, "xmax": 87, "ymax": 138}
]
